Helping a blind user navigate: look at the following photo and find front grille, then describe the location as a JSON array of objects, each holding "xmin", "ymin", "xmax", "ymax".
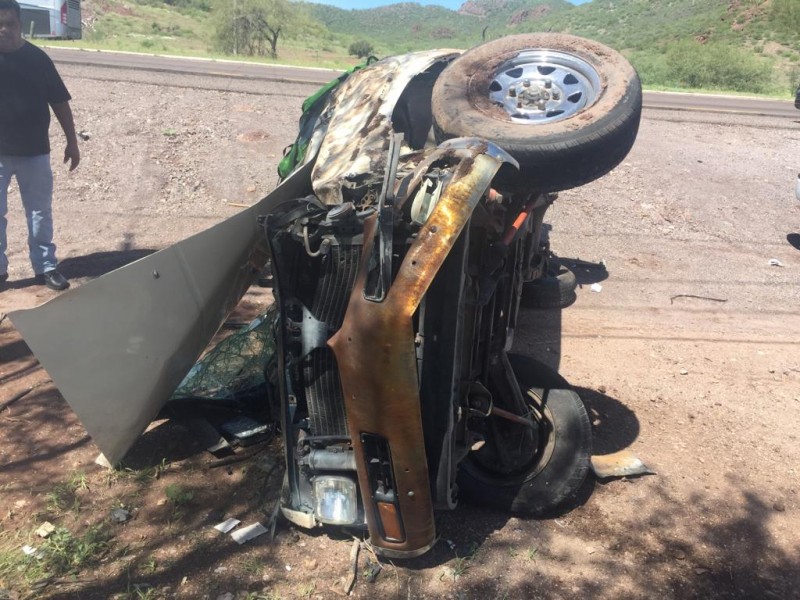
[{"xmin": 304, "ymin": 244, "xmax": 362, "ymax": 436}]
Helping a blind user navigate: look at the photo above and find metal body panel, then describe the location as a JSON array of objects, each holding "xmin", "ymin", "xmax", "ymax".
[
  {"xmin": 328, "ymin": 149, "xmax": 504, "ymax": 556},
  {"xmin": 311, "ymin": 49, "xmax": 458, "ymax": 206},
  {"xmin": 9, "ymin": 163, "xmax": 313, "ymax": 465}
]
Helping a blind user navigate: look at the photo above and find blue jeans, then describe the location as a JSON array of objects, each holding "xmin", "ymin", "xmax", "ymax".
[{"xmin": 0, "ymin": 154, "xmax": 58, "ymax": 276}]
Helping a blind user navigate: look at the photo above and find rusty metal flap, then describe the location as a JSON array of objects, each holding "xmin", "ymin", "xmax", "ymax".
[{"xmin": 329, "ymin": 146, "xmax": 509, "ymax": 557}]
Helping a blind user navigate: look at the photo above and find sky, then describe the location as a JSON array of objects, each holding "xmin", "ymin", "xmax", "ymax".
[{"xmin": 314, "ymin": 0, "xmax": 591, "ymax": 11}]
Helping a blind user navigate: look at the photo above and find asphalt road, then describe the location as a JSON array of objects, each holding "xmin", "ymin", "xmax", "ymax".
[{"xmin": 45, "ymin": 46, "xmax": 799, "ymax": 118}]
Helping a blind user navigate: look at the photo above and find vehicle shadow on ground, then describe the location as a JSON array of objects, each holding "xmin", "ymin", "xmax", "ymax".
[
  {"xmin": 118, "ymin": 418, "xmax": 208, "ymax": 470},
  {"xmin": 515, "ymin": 306, "xmax": 568, "ymax": 373},
  {"xmin": 558, "ymin": 256, "xmax": 609, "ymax": 286},
  {"xmin": 514, "ymin": 256, "xmax": 609, "ymax": 374},
  {"xmin": 10, "ymin": 380, "xmax": 796, "ymax": 599},
  {"xmin": 0, "ymin": 325, "xmax": 42, "ymax": 389},
  {"xmin": 113, "ymin": 382, "xmax": 641, "ymax": 561},
  {"xmin": 58, "ymin": 248, "xmax": 157, "ymax": 280},
  {"xmin": 443, "ymin": 479, "xmax": 799, "ymax": 599},
  {"xmin": 787, "ymin": 233, "xmax": 800, "ymax": 251},
  {"xmin": 578, "ymin": 386, "xmax": 640, "ymax": 455},
  {"xmin": 33, "ymin": 441, "xmax": 290, "ymax": 600},
  {"xmin": 39, "ymin": 461, "xmax": 798, "ymax": 599},
  {"xmin": 393, "ymin": 386, "xmax": 641, "ymax": 570},
  {"xmin": 0, "ymin": 379, "xmax": 93, "ymax": 473},
  {"xmin": 0, "ymin": 333, "xmax": 33, "ymax": 365}
]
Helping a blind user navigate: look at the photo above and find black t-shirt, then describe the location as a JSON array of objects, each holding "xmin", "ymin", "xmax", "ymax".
[{"xmin": 0, "ymin": 42, "xmax": 71, "ymax": 156}]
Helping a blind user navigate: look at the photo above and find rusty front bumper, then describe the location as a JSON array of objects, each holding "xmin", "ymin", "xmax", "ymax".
[{"xmin": 328, "ymin": 140, "xmax": 515, "ymax": 557}]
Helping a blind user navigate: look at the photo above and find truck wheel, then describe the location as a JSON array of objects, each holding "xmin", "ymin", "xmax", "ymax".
[
  {"xmin": 458, "ymin": 354, "xmax": 591, "ymax": 515},
  {"xmin": 431, "ymin": 33, "xmax": 642, "ymax": 191},
  {"xmin": 520, "ymin": 263, "xmax": 577, "ymax": 309}
]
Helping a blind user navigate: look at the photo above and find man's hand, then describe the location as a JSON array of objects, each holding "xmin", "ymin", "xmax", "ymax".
[
  {"xmin": 52, "ymin": 101, "xmax": 80, "ymax": 171},
  {"xmin": 64, "ymin": 141, "xmax": 80, "ymax": 171}
]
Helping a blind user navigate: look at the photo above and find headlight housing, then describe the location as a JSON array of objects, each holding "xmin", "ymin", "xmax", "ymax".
[{"xmin": 313, "ymin": 476, "xmax": 358, "ymax": 525}]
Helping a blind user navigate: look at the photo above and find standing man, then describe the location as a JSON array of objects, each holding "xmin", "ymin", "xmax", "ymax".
[{"xmin": 0, "ymin": 0, "xmax": 79, "ymax": 291}]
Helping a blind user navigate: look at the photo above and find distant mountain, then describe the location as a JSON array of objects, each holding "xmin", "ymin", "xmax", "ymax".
[
  {"xmin": 306, "ymin": 0, "xmax": 796, "ymax": 54},
  {"xmin": 456, "ymin": 0, "xmax": 571, "ymax": 22},
  {"xmin": 303, "ymin": 2, "xmax": 480, "ymax": 47},
  {"xmin": 306, "ymin": 0, "xmax": 799, "ymax": 93},
  {"xmin": 303, "ymin": 0, "xmax": 572, "ymax": 49},
  {"xmin": 508, "ymin": 0, "xmax": 750, "ymax": 50},
  {"xmin": 77, "ymin": 0, "xmax": 798, "ymax": 94}
]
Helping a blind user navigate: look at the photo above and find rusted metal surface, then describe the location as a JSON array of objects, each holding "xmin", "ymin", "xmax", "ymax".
[
  {"xmin": 311, "ymin": 50, "xmax": 458, "ymax": 206},
  {"xmin": 328, "ymin": 147, "xmax": 506, "ymax": 556},
  {"xmin": 491, "ymin": 405, "xmax": 536, "ymax": 429},
  {"xmin": 591, "ymin": 450, "xmax": 654, "ymax": 480}
]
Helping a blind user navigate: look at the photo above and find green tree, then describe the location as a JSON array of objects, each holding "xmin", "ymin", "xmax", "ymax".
[
  {"xmin": 213, "ymin": 0, "xmax": 302, "ymax": 58},
  {"xmin": 664, "ymin": 41, "xmax": 772, "ymax": 93},
  {"xmin": 348, "ymin": 39, "xmax": 374, "ymax": 58}
]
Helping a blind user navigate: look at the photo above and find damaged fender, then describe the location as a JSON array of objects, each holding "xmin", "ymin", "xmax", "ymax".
[{"xmin": 8, "ymin": 163, "xmax": 314, "ymax": 465}]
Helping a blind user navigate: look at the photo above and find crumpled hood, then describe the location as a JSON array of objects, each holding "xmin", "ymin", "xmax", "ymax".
[{"xmin": 311, "ymin": 49, "xmax": 458, "ymax": 205}]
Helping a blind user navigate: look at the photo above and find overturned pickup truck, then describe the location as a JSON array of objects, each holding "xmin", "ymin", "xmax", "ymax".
[{"xmin": 11, "ymin": 34, "xmax": 642, "ymax": 558}]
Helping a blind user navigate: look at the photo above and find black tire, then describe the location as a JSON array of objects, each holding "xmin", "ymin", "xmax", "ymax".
[
  {"xmin": 520, "ymin": 264, "xmax": 577, "ymax": 309},
  {"xmin": 458, "ymin": 354, "xmax": 591, "ymax": 515},
  {"xmin": 431, "ymin": 33, "xmax": 642, "ymax": 191}
]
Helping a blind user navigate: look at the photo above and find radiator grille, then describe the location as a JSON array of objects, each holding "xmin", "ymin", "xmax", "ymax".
[{"xmin": 304, "ymin": 244, "xmax": 361, "ymax": 436}]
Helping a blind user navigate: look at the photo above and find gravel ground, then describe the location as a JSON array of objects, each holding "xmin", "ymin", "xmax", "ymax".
[{"xmin": 1, "ymin": 62, "xmax": 799, "ymax": 600}]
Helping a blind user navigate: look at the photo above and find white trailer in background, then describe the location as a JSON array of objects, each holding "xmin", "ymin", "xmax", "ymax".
[{"xmin": 19, "ymin": 0, "xmax": 81, "ymax": 39}]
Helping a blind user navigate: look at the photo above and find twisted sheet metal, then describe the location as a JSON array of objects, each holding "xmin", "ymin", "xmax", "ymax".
[
  {"xmin": 328, "ymin": 145, "xmax": 508, "ymax": 557},
  {"xmin": 311, "ymin": 50, "xmax": 458, "ymax": 206}
]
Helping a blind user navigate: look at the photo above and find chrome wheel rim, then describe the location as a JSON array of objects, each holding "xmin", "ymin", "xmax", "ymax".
[{"xmin": 488, "ymin": 49, "xmax": 602, "ymax": 124}]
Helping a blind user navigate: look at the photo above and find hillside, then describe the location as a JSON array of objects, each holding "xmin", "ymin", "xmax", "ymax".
[
  {"xmin": 505, "ymin": 0, "xmax": 799, "ymax": 93},
  {"xmin": 303, "ymin": 2, "xmax": 480, "ymax": 49},
  {"xmin": 64, "ymin": 0, "xmax": 799, "ymax": 95},
  {"xmin": 305, "ymin": 0, "xmax": 798, "ymax": 93},
  {"xmin": 302, "ymin": 0, "xmax": 571, "ymax": 51}
]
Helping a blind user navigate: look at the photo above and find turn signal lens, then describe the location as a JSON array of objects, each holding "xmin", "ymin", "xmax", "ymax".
[{"xmin": 377, "ymin": 501, "xmax": 404, "ymax": 542}]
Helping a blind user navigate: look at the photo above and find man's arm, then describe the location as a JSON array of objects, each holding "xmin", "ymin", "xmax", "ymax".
[{"xmin": 51, "ymin": 101, "xmax": 80, "ymax": 171}]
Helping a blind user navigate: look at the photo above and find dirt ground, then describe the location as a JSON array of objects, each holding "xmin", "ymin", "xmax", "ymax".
[{"xmin": 1, "ymin": 61, "xmax": 799, "ymax": 600}]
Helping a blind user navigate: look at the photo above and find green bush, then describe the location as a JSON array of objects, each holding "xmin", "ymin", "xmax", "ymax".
[
  {"xmin": 348, "ymin": 39, "xmax": 374, "ymax": 58},
  {"xmin": 628, "ymin": 48, "xmax": 671, "ymax": 88},
  {"xmin": 38, "ymin": 526, "xmax": 111, "ymax": 576},
  {"xmin": 165, "ymin": 484, "xmax": 194, "ymax": 506},
  {"xmin": 662, "ymin": 40, "xmax": 772, "ymax": 93},
  {"xmin": 789, "ymin": 64, "xmax": 800, "ymax": 94},
  {"xmin": 770, "ymin": 0, "xmax": 800, "ymax": 34}
]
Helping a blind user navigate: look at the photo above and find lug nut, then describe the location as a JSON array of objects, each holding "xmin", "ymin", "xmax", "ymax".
[{"xmin": 544, "ymin": 80, "xmax": 552, "ymax": 89}]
